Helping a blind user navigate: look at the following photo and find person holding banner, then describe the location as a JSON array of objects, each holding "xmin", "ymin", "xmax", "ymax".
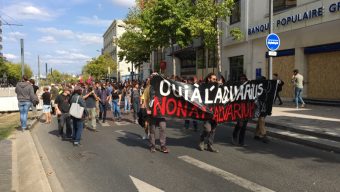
[
  {"xmin": 232, "ymin": 74, "xmax": 249, "ymax": 147},
  {"xmin": 199, "ymin": 73, "xmax": 219, "ymax": 153},
  {"xmin": 146, "ymin": 74, "xmax": 169, "ymax": 153}
]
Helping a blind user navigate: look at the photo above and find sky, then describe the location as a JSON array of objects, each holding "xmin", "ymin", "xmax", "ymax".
[{"xmin": 0, "ymin": 0, "xmax": 135, "ymax": 76}]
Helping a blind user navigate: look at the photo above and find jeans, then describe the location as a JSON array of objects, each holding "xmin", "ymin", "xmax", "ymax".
[
  {"xmin": 112, "ymin": 99, "xmax": 121, "ymax": 119},
  {"xmin": 124, "ymin": 97, "xmax": 130, "ymax": 112},
  {"xmin": 200, "ymin": 121, "xmax": 217, "ymax": 146},
  {"xmin": 99, "ymin": 102, "xmax": 107, "ymax": 121},
  {"xmin": 233, "ymin": 120, "xmax": 248, "ymax": 145},
  {"xmin": 294, "ymin": 87, "xmax": 305, "ymax": 107},
  {"xmin": 58, "ymin": 113, "xmax": 72, "ymax": 137},
  {"xmin": 18, "ymin": 101, "xmax": 32, "ymax": 129},
  {"xmin": 133, "ymin": 99, "xmax": 140, "ymax": 121},
  {"xmin": 72, "ymin": 117, "xmax": 84, "ymax": 142}
]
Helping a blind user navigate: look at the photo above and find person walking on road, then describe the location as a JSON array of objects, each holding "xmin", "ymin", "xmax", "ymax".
[
  {"xmin": 273, "ymin": 73, "xmax": 284, "ymax": 105},
  {"xmin": 29, "ymin": 79, "xmax": 39, "ymax": 119},
  {"xmin": 41, "ymin": 87, "xmax": 52, "ymax": 124},
  {"xmin": 145, "ymin": 75, "xmax": 169, "ymax": 153},
  {"xmin": 112, "ymin": 86, "xmax": 122, "ymax": 121},
  {"xmin": 50, "ymin": 84, "xmax": 59, "ymax": 115},
  {"xmin": 232, "ymin": 74, "xmax": 249, "ymax": 147},
  {"xmin": 15, "ymin": 75, "xmax": 37, "ymax": 131},
  {"xmin": 83, "ymin": 86, "xmax": 99, "ymax": 131},
  {"xmin": 292, "ymin": 69, "xmax": 305, "ymax": 109},
  {"xmin": 132, "ymin": 83, "xmax": 141, "ymax": 124},
  {"xmin": 70, "ymin": 86, "xmax": 87, "ymax": 146},
  {"xmin": 199, "ymin": 73, "xmax": 219, "ymax": 153},
  {"xmin": 254, "ymin": 76, "xmax": 270, "ymax": 143},
  {"xmin": 97, "ymin": 83, "xmax": 110, "ymax": 123},
  {"xmin": 55, "ymin": 88, "xmax": 72, "ymax": 139}
]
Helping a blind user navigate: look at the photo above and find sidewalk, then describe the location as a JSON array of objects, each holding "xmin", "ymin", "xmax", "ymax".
[
  {"xmin": 0, "ymin": 114, "xmax": 52, "ymax": 192},
  {"xmin": 249, "ymin": 101, "xmax": 340, "ymax": 153}
]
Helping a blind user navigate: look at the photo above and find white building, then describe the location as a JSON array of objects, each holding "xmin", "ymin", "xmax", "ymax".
[
  {"xmin": 221, "ymin": 0, "xmax": 340, "ymax": 101},
  {"xmin": 103, "ymin": 20, "xmax": 135, "ymax": 81}
]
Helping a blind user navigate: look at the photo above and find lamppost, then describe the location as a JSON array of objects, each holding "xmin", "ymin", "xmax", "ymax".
[{"xmin": 269, "ymin": 0, "xmax": 273, "ymax": 80}]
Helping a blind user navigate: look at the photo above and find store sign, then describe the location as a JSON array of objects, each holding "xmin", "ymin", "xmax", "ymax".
[{"xmin": 248, "ymin": 1, "xmax": 340, "ymax": 35}]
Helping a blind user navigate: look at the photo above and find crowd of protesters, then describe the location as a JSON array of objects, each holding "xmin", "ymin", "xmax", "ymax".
[{"xmin": 16, "ymin": 69, "xmax": 292, "ymax": 151}]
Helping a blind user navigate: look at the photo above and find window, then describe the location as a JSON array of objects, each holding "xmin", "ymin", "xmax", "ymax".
[
  {"xmin": 229, "ymin": 55, "xmax": 244, "ymax": 81},
  {"xmin": 274, "ymin": 0, "xmax": 296, "ymax": 12},
  {"xmin": 230, "ymin": 0, "xmax": 241, "ymax": 24}
]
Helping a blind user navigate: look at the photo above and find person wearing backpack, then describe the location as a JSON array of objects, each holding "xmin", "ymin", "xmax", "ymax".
[{"xmin": 273, "ymin": 73, "xmax": 284, "ymax": 105}]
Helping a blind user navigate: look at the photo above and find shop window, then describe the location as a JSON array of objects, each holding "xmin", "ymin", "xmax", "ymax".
[
  {"xmin": 274, "ymin": 0, "xmax": 296, "ymax": 12},
  {"xmin": 230, "ymin": 0, "xmax": 241, "ymax": 24},
  {"xmin": 229, "ymin": 55, "xmax": 244, "ymax": 81}
]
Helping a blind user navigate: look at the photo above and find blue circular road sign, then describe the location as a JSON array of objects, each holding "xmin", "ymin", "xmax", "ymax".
[{"xmin": 266, "ymin": 33, "xmax": 280, "ymax": 51}]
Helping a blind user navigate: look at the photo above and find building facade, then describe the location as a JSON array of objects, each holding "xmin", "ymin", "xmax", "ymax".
[
  {"xmin": 103, "ymin": 20, "xmax": 134, "ymax": 81},
  {"xmin": 221, "ymin": 0, "xmax": 340, "ymax": 100}
]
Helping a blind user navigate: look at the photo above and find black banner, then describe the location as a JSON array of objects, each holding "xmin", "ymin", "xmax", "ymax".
[{"xmin": 150, "ymin": 74, "xmax": 277, "ymax": 123}]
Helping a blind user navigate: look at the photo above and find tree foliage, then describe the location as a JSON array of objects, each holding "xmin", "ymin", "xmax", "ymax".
[
  {"xmin": 117, "ymin": 29, "xmax": 151, "ymax": 66},
  {"xmin": 82, "ymin": 53, "xmax": 117, "ymax": 80},
  {"xmin": 5, "ymin": 62, "xmax": 32, "ymax": 84}
]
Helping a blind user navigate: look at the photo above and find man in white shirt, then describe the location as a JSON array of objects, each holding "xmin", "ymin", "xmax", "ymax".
[{"xmin": 291, "ymin": 69, "xmax": 306, "ymax": 109}]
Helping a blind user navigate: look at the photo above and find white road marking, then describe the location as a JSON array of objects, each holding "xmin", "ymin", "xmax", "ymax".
[
  {"xmin": 115, "ymin": 130, "xmax": 141, "ymax": 140},
  {"xmin": 130, "ymin": 175, "xmax": 164, "ymax": 192},
  {"xmin": 115, "ymin": 121, "xmax": 131, "ymax": 126},
  {"xmin": 178, "ymin": 155, "xmax": 275, "ymax": 192},
  {"xmin": 99, "ymin": 121, "xmax": 110, "ymax": 127}
]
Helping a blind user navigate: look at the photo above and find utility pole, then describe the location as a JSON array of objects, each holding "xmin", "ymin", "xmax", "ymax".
[
  {"xmin": 20, "ymin": 39, "xmax": 24, "ymax": 77},
  {"xmin": 38, "ymin": 55, "xmax": 40, "ymax": 84},
  {"xmin": 268, "ymin": 0, "xmax": 273, "ymax": 80},
  {"xmin": 45, "ymin": 63, "xmax": 48, "ymax": 78}
]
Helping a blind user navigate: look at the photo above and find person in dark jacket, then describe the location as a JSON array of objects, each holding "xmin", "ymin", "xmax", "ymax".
[
  {"xmin": 29, "ymin": 79, "xmax": 39, "ymax": 119},
  {"xmin": 41, "ymin": 87, "xmax": 52, "ymax": 123},
  {"xmin": 15, "ymin": 75, "xmax": 36, "ymax": 131},
  {"xmin": 70, "ymin": 86, "xmax": 87, "ymax": 146},
  {"xmin": 232, "ymin": 74, "xmax": 249, "ymax": 147},
  {"xmin": 55, "ymin": 88, "xmax": 72, "ymax": 138},
  {"xmin": 273, "ymin": 73, "xmax": 284, "ymax": 105}
]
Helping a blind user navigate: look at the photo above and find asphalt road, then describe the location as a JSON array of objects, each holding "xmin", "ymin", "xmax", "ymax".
[{"xmin": 32, "ymin": 114, "xmax": 340, "ymax": 192}]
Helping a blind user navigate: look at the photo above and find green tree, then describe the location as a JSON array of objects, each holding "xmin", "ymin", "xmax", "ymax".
[
  {"xmin": 5, "ymin": 62, "xmax": 32, "ymax": 84},
  {"xmin": 82, "ymin": 53, "xmax": 117, "ymax": 81},
  {"xmin": 117, "ymin": 28, "xmax": 151, "ymax": 67},
  {"xmin": 47, "ymin": 69, "xmax": 63, "ymax": 83},
  {"xmin": 132, "ymin": 0, "xmax": 242, "ymax": 76},
  {"xmin": 138, "ymin": 0, "xmax": 194, "ymax": 75}
]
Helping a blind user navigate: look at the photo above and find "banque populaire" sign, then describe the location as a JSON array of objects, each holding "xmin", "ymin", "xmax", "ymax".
[{"xmin": 248, "ymin": 1, "xmax": 340, "ymax": 35}]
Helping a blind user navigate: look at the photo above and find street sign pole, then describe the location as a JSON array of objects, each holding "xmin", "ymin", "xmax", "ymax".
[
  {"xmin": 269, "ymin": 0, "xmax": 273, "ymax": 80},
  {"xmin": 20, "ymin": 39, "xmax": 24, "ymax": 77}
]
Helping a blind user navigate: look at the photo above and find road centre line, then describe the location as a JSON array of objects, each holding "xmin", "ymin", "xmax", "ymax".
[{"xmin": 178, "ymin": 155, "xmax": 275, "ymax": 192}]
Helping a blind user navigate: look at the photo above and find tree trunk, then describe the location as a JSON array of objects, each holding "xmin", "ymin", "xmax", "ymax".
[{"xmin": 171, "ymin": 42, "xmax": 176, "ymax": 76}]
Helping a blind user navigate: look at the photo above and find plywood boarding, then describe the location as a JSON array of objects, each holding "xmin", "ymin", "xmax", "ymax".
[
  {"xmin": 266, "ymin": 56, "xmax": 295, "ymax": 98},
  {"xmin": 307, "ymin": 51, "xmax": 340, "ymax": 100}
]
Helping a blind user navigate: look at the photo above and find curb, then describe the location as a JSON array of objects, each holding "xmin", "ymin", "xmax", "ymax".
[
  {"xmin": 249, "ymin": 120, "xmax": 340, "ymax": 142},
  {"xmin": 245, "ymin": 122, "xmax": 340, "ymax": 154},
  {"xmin": 12, "ymin": 113, "xmax": 54, "ymax": 192}
]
